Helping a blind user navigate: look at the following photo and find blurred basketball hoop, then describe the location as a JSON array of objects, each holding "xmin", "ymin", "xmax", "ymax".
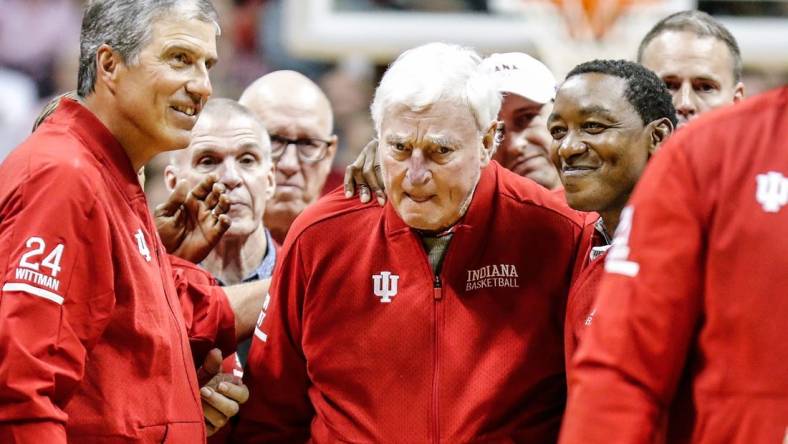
[
  {"xmin": 284, "ymin": 0, "xmax": 788, "ymax": 79},
  {"xmin": 548, "ymin": 0, "xmax": 644, "ymax": 41},
  {"xmin": 490, "ymin": 0, "xmax": 689, "ymax": 77}
]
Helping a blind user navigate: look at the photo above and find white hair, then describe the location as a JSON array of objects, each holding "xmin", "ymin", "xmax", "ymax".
[{"xmin": 370, "ymin": 42, "xmax": 501, "ymax": 135}]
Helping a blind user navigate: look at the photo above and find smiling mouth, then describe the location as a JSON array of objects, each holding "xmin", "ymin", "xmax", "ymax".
[
  {"xmin": 562, "ymin": 165, "xmax": 598, "ymax": 177},
  {"xmin": 171, "ymin": 105, "xmax": 197, "ymax": 117}
]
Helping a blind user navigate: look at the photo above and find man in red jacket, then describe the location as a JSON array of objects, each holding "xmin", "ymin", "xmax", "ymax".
[
  {"xmin": 234, "ymin": 42, "xmax": 585, "ymax": 443},
  {"xmin": 0, "ymin": 1, "xmax": 240, "ymax": 442},
  {"xmin": 345, "ymin": 52, "xmax": 562, "ymax": 201},
  {"xmin": 548, "ymin": 59, "xmax": 676, "ymax": 365},
  {"xmin": 559, "ymin": 87, "xmax": 788, "ymax": 443}
]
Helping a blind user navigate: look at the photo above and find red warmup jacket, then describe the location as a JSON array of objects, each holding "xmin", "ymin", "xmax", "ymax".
[
  {"xmin": 170, "ymin": 255, "xmax": 237, "ymax": 367},
  {"xmin": 0, "ymin": 100, "xmax": 231, "ymax": 443},
  {"xmin": 234, "ymin": 162, "xmax": 586, "ymax": 443},
  {"xmin": 560, "ymin": 87, "xmax": 788, "ymax": 444},
  {"xmin": 563, "ymin": 218, "xmax": 608, "ymax": 370}
]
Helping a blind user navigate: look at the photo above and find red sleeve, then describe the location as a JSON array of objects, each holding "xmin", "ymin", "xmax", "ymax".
[
  {"xmin": 169, "ymin": 254, "xmax": 236, "ymax": 365},
  {"xmin": 0, "ymin": 165, "xmax": 114, "ymax": 442},
  {"xmin": 232, "ymin": 234, "xmax": 313, "ymax": 443},
  {"xmin": 559, "ymin": 138, "xmax": 705, "ymax": 443}
]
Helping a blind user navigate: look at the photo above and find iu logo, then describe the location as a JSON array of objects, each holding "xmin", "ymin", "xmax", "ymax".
[
  {"xmin": 134, "ymin": 229, "xmax": 152, "ymax": 262},
  {"xmin": 756, "ymin": 171, "xmax": 788, "ymax": 213},
  {"xmin": 372, "ymin": 271, "xmax": 399, "ymax": 303}
]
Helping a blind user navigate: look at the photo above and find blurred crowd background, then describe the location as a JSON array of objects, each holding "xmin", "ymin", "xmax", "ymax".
[{"xmin": 1, "ymin": 0, "xmax": 787, "ymax": 206}]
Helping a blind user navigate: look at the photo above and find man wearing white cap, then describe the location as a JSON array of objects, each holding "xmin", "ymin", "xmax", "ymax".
[
  {"xmin": 345, "ymin": 52, "xmax": 561, "ymax": 201},
  {"xmin": 480, "ymin": 52, "xmax": 562, "ymax": 190}
]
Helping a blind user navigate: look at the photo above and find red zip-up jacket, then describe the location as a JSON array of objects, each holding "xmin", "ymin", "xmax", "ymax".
[
  {"xmin": 170, "ymin": 254, "xmax": 237, "ymax": 367},
  {"xmin": 560, "ymin": 87, "xmax": 788, "ymax": 444},
  {"xmin": 563, "ymin": 218, "xmax": 608, "ymax": 371},
  {"xmin": 0, "ymin": 100, "xmax": 219, "ymax": 443},
  {"xmin": 234, "ymin": 162, "xmax": 585, "ymax": 443}
]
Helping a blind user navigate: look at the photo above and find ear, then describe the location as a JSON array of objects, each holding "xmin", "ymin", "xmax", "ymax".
[
  {"xmin": 95, "ymin": 44, "xmax": 123, "ymax": 94},
  {"xmin": 163, "ymin": 165, "xmax": 179, "ymax": 192},
  {"xmin": 325, "ymin": 135, "xmax": 339, "ymax": 160},
  {"xmin": 265, "ymin": 163, "xmax": 276, "ymax": 200},
  {"xmin": 732, "ymin": 81, "xmax": 745, "ymax": 103},
  {"xmin": 137, "ymin": 167, "xmax": 146, "ymax": 189},
  {"xmin": 480, "ymin": 120, "xmax": 499, "ymax": 167},
  {"xmin": 647, "ymin": 117, "xmax": 674, "ymax": 157}
]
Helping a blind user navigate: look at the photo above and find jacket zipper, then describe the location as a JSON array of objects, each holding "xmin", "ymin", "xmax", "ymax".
[
  {"xmin": 432, "ymin": 274, "xmax": 442, "ymax": 444},
  {"xmin": 144, "ymin": 213, "xmax": 205, "ymax": 432}
]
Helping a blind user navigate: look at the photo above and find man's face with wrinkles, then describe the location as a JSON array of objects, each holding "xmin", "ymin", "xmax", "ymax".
[
  {"xmin": 380, "ymin": 101, "xmax": 492, "ymax": 232},
  {"xmin": 640, "ymin": 30, "xmax": 743, "ymax": 127},
  {"xmin": 114, "ymin": 16, "xmax": 218, "ymax": 151},
  {"xmin": 168, "ymin": 113, "xmax": 274, "ymax": 238}
]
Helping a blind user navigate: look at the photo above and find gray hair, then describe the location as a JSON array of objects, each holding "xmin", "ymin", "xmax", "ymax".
[
  {"xmin": 32, "ymin": 90, "xmax": 80, "ymax": 132},
  {"xmin": 637, "ymin": 10, "xmax": 742, "ymax": 82},
  {"xmin": 370, "ymin": 42, "xmax": 501, "ymax": 136},
  {"xmin": 77, "ymin": 0, "xmax": 219, "ymax": 97}
]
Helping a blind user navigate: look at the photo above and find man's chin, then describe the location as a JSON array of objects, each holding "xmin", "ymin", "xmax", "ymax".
[
  {"xmin": 398, "ymin": 208, "xmax": 454, "ymax": 232},
  {"xmin": 403, "ymin": 218, "xmax": 442, "ymax": 232},
  {"xmin": 564, "ymin": 189, "xmax": 597, "ymax": 213},
  {"xmin": 224, "ymin": 220, "xmax": 258, "ymax": 238},
  {"xmin": 274, "ymin": 185, "xmax": 306, "ymax": 202},
  {"xmin": 266, "ymin": 201, "xmax": 306, "ymax": 223},
  {"xmin": 158, "ymin": 123, "xmax": 194, "ymax": 149}
]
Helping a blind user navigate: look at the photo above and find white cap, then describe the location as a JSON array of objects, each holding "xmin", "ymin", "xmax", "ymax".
[{"xmin": 479, "ymin": 52, "xmax": 557, "ymax": 104}]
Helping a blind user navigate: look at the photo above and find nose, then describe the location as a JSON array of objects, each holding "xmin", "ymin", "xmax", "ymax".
[
  {"xmin": 218, "ymin": 159, "xmax": 242, "ymax": 189},
  {"xmin": 187, "ymin": 63, "xmax": 213, "ymax": 101},
  {"xmin": 275, "ymin": 143, "xmax": 301, "ymax": 177},
  {"xmin": 557, "ymin": 131, "xmax": 588, "ymax": 160},
  {"xmin": 675, "ymin": 82, "xmax": 696, "ymax": 120},
  {"xmin": 508, "ymin": 128, "xmax": 529, "ymax": 154},
  {"xmin": 406, "ymin": 150, "xmax": 431, "ymax": 186}
]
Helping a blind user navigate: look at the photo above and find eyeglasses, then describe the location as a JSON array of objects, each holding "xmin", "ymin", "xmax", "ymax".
[{"xmin": 269, "ymin": 134, "xmax": 332, "ymax": 163}]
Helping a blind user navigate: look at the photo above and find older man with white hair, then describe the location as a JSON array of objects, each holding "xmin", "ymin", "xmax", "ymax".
[
  {"xmin": 234, "ymin": 42, "xmax": 585, "ymax": 443},
  {"xmin": 345, "ymin": 51, "xmax": 561, "ymax": 203}
]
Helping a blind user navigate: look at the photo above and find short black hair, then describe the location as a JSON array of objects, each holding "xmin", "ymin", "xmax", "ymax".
[
  {"xmin": 565, "ymin": 59, "xmax": 677, "ymax": 128},
  {"xmin": 637, "ymin": 10, "xmax": 742, "ymax": 82}
]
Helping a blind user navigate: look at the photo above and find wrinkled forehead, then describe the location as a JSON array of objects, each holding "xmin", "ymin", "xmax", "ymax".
[
  {"xmin": 181, "ymin": 113, "xmax": 267, "ymax": 158},
  {"xmin": 146, "ymin": 15, "xmax": 219, "ymax": 58},
  {"xmin": 640, "ymin": 31, "xmax": 735, "ymax": 80},
  {"xmin": 256, "ymin": 102, "xmax": 331, "ymax": 137},
  {"xmin": 380, "ymin": 101, "xmax": 480, "ymax": 141}
]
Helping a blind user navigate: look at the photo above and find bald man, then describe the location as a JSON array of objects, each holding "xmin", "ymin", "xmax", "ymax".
[
  {"xmin": 165, "ymin": 99, "xmax": 276, "ymax": 323},
  {"xmin": 239, "ymin": 70, "xmax": 338, "ymax": 244}
]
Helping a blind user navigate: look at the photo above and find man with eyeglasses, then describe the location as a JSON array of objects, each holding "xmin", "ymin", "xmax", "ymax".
[{"xmin": 239, "ymin": 70, "xmax": 337, "ymax": 244}]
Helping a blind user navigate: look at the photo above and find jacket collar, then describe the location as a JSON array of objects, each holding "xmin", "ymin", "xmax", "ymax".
[
  {"xmin": 383, "ymin": 163, "xmax": 498, "ymax": 289},
  {"xmin": 51, "ymin": 99, "xmax": 145, "ymax": 202}
]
